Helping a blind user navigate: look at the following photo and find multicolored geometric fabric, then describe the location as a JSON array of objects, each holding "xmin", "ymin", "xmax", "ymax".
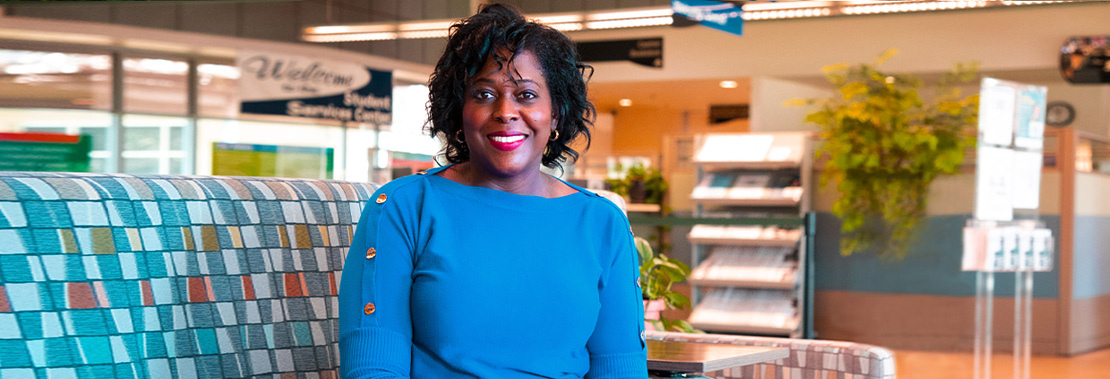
[
  {"xmin": 645, "ymin": 331, "xmax": 896, "ymax": 379},
  {"xmin": 0, "ymin": 172, "xmax": 377, "ymax": 379}
]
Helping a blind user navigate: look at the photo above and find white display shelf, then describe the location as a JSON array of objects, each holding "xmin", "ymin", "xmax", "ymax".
[
  {"xmin": 688, "ymin": 225, "xmax": 802, "ymax": 246},
  {"xmin": 689, "ymin": 249, "xmax": 797, "ymax": 290},
  {"xmin": 687, "ymin": 236, "xmax": 799, "ymax": 246},
  {"xmin": 690, "ymin": 197, "xmax": 801, "ymax": 207},
  {"xmin": 688, "ymin": 317, "xmax": 801, "ymax": 336},
  {"xmin": 688, "ymin": 276, "xmax": 796, "ymax": 290},
  {"xmin": 693, "ymin": 160, "xmax": 802, "ymax": 171}
]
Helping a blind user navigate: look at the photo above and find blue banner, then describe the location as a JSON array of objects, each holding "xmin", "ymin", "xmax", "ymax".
[
  {"xmin": 238, "ymin": 50, "xmax": 392, "ymax": 124},
  {"xmin": 672, "ymin": 0, "xmax": 744, "ymax": 37}
]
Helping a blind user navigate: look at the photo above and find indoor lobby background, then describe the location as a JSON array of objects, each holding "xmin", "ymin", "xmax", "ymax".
[{"xmin": 1, "ymin": 0, "xmax": 1109, "ymax": 377}]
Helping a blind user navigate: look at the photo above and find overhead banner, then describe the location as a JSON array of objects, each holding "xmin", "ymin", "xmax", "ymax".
[
  {"xmin": 671, "ymin": 0, "xmax": 744, "ymax": 37},
  {"xmin": 576, "ymin": 38, "xmax": 663, "ymax": 68},
  {"xmin": 238, "ymin": 50, "xmax": 392, "ymax": 124}
]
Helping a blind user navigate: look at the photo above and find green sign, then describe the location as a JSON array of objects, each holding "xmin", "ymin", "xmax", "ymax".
[
  {"xmin": 212, "ymin": 142, "xmax": 334, "ymax": 179},
  {"xmin": 0, "ymin": 132, "xmax": 92, "ymax": 172}
]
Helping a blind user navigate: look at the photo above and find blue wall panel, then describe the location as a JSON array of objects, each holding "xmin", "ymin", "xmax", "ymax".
[
  {"xmin": 814, "ymin": 212, "xmax": 1060, "ymax": 299},
  {"xmin": 1073, "ymin": 215, "xmax": 1110, "ymax": 299}
]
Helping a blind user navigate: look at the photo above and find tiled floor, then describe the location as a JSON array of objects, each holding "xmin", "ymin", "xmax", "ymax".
[{"xmin": 894, "ymin": 348, "xmax": 1110, "ymax": 379}]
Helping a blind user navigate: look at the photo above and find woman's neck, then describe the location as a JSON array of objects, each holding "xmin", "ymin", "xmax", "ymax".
[{"xmin": 438, "ymin": 162, "xmax": 575, "ymax": 198}]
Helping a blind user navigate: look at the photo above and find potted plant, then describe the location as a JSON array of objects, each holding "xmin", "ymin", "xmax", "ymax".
[
  {"xmin": 607, "ymin": 163, "xmax": 668, "ymax": 205},
  {"xmin": 789, "ymin": 49, "xmax": 979, "ymax": 259},
  {"xmin": 635, "ymin": 236, "xmax": 698, "ymax": 333}
]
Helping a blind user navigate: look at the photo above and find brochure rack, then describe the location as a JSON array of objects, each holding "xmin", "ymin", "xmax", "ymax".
[
  {"xmin": 965, "ymin": 78, "xmax": 1050, "ymax": 379},
  {"xmin": 687, "ymin": 132, "xmax": 813, "ymax": 338}
]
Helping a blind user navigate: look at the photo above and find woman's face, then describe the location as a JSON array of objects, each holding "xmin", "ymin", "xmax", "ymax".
[{"xmin": 461, "ymin": 49, "xmax": 555, "ymax": 179}]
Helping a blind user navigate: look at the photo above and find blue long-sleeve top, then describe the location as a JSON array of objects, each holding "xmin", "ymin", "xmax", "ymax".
[{"xmin": 338, "ymin": 165, "xmax": 648, "ymax": 378}]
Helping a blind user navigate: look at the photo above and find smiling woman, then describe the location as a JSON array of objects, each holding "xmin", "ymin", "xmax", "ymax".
[{"xmin": 338, "ymin": 3, "xmax": 649, "ymax": 379}]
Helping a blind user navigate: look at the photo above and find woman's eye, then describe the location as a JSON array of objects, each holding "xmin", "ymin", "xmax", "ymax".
[
  {"xmin": 519, "ymin": 91, "xmax": 538, "ymax": 101},
  {"xmin": 474, "ymin": 90, "xmax": 494, "ymax": 100}
]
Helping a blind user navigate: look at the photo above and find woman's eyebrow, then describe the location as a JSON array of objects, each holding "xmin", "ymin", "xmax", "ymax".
[{"xmin": 472, "ymin": 77, "xmax": 538, "ymax": 86}]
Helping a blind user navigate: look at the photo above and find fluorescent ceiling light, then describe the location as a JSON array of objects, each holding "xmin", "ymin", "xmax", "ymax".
[
  {"xmin": 533, "ymin": 14, "xmax": 584, "ymax": 24},
  {"xmin": 619, "ymin": 99, "xmax": 632, "ymax": 107},
  {"xmin": 303, "ymin": 1, "xmax": 1078, "ymax": 43},
  {"xmin": 587, "ymin": 8, "xmax": 673, "ymax": 21},
  {"xmin": 719, "ymin": 80, "xmax": 738, "ymax": 89},
  {"xmin": 743, "ymin": 1, "xmax": 832, "ymax": 11}
]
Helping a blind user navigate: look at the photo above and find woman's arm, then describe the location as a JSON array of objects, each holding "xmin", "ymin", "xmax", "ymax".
[
  {"xmin": 585, "ymin": 213, "xmax": 649, "ymax": 379},
  {"xmin": 338, "ymin": 186, "xmax": 418, "ymax": 378}
]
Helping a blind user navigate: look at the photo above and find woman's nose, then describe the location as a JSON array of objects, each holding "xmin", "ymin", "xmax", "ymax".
[{"xmin": 493, "ymin": 97, "xmax": 520, "ymax": 123}]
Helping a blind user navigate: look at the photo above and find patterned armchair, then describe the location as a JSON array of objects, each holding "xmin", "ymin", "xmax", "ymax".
[
  {"xmin": 646, "ymin": 331, "xmax": 896, "ymax": 379},
  {"xmin": 0, "ymin": 172, "xmax": 377, "ymax": 378}
]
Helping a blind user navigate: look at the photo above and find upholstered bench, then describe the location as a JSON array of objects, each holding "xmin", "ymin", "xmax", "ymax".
[{"xmin": 0, "ymin": 172, "xmax": 377, "ymax": 378}]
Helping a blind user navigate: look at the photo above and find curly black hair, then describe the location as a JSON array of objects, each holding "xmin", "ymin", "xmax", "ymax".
[{"xmin": 425, "ymin": 3, "xmax": 595, "ymax": 169}]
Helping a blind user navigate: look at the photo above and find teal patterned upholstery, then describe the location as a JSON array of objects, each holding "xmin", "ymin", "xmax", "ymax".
[
  {"xmin": 0, "ymin": 172, "xmax": 378, "ymax": 379},
  {"xmin": 645, "ymin": 331, "xmax": 896, "ymax": 379}
]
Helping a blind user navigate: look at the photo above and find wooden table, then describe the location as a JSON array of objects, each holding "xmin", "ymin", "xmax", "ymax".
[{"xmin": 646, "ymin": 339, "xmax": 789, "ymax": 375}]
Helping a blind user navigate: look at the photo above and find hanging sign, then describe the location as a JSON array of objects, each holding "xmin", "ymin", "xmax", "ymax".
[
  {"xmin": 671, "ymin": 0, "xmax": 744, "ymax": 37},
  {"xmin": 238, "ymin": 50, "xmax": 392, "ymax": 124},
  {"xmin": 576, "ymin": 38, "xmax": 663, "ymax": 68}
]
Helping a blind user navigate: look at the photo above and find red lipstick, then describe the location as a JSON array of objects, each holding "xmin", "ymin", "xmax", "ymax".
[{"xmin": 487, "ymin": 131, "xmax": 527, "ymax": 151}]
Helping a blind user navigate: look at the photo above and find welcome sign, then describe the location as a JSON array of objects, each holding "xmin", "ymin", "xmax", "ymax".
[{"xmin": 238, "ymin": 50, "xmax": 392, "ymax": 124}]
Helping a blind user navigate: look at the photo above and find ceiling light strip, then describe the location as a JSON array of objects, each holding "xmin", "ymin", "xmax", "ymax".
[{"xmin": 302, "ymin": 1, "xmax": 1077, "ymax": 43}]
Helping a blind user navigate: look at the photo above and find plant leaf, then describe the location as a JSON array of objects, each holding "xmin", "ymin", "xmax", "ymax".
[{"xmin": 875, "ymin": 48, "xmax": 899, "ymax": 64}]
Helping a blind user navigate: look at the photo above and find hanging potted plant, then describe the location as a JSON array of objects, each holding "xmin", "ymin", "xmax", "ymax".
[
  {"xmin": 635, "ymin": 236, "xmax": 698, "ymax": 333},
  {"xmin": 789, "ymin": 49, "xmax": 979, "ymax": 259}
]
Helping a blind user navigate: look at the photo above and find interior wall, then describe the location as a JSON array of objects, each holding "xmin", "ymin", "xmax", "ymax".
[
  {"xmin": 750, "ymin": 77, "xmax": 832, "ymax": 133},
  {"xmin": 610, "ymin": 105, "xmax": 749, "ymax": 212}
]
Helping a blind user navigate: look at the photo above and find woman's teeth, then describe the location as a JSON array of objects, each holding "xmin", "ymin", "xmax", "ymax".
[{"xmin": 490, "ymin": 135, "xmax": 525, "ymax": 143}]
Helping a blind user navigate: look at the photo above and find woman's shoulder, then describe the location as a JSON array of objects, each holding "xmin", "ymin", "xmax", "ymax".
[{"xmin": 370, "ymin": 170, "xmax": 438, "ymax": 204}]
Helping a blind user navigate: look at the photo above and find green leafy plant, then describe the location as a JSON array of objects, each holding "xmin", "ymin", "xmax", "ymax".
[
  {"xmin": 635, "ymin": 236, "xmax": 699, "ymax": 333},
  {"xmin": 789, "ymin": 49, "xmax": 979, "ymax": 259},
  {"xmin": 606, "ymin": 163, "xmax": 668, "ymax": 205}
]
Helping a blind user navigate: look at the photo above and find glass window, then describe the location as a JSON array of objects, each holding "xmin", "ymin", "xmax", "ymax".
[
  {"xmin": 197, "ymin": 118, "xmax": 347, "ymax": 179},
  {"xmin": 198, "ymin": 63, "xmax": 240, "ymax": 118},
  {"xmin": 0, "ymin": 49, "xmax": 112, "ymax": 110},
  {"xmin": 123, "ymin": 126, "xmax": 160, "ymax": 151},
  {"xmin": 123, "ymin": 57, "xmax": 188, "ymax": 115},
  {"xmin": 0, "ymin": 108, "xmax": 114, "ymax": 173},
  {"xmin": 121, "ymin": 114, "xmax": 188, "ymax": 175}
]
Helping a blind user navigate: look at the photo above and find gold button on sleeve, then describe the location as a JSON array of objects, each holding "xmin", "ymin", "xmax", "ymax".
[
  {"xmin": 376, "ymin": 194, "xmax": 387, "ymax": 204},
  {"xmin": 366, "ymin": 247, "xmax": 376, "ymax": 259},
  {"xmin": 364, "ymin": 303, "xmax": 376, "ymax": 315}
]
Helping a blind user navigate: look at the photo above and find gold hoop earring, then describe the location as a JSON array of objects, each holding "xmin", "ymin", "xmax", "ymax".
[
  {"xmin": 455, "ymin": 130, "xmax": 464, "ymax": 143},
  {"xmin": 549, "ymin": 130, "xmax": 560, "ymax": 141}
]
